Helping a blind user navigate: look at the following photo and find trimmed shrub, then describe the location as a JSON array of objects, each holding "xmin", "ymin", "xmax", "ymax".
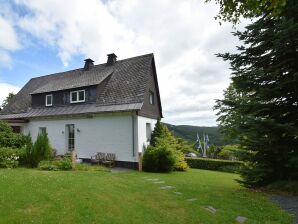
[
  {"xmin": 32, "ymin": 133, "xmax": 52, "ymax": 167},
  {"xmin": 0, "ymin": 147, "xmax": 19, "ymax": 168},
  {"xmin": 38, "ymin": 158, "xmax": 72, "ymax": 171},
  {"xmin": 18, "ymin": 135, "xmax": 34, "ymax": 167},
  {"xmin": 143, "ymin": 145, "xmax": 176, "ymax": 172},
  {"xmin": 186, "ymin": 157, "xmax": 243, "ymax": 173},
  {"xmin": 173, "ymin": 149, "xmax": 189, "ymax": 171},
  {"xmin": 144, "ymin": 121, "xmax": 188, "ymax": 172}
]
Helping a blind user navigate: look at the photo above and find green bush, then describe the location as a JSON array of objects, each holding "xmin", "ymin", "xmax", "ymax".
[
  {"xmin": 0, "ymin": 147, "xmax": 19, "ymax": 168},
  {"xmin": 185, "ymin": 157, "xmax": 243, "ymax": 173},
  {"xmin": 143, "ymin": 145, "xmax": 176, "ymax": 172},
  {"xmin": 38, "ymin": 158, "xmax": 72, "ymax": 171},
  {"xmin": 17, "ymin": 135, "xmax": 34, "ymax": 167},
  {"xmin": 31, "ymin": 133, "xmax": 52, "ymax": 167},
  {"xmin": 144, "ymin": 121, "xmax": 188, "ymax": 172},
  {"xmin": 0, "ymin": 122, "xmax": 29, "ymax": 148},
  {"xmin": 173, "ymin": 149, "xmax": 188, "ymax": 171},
  {"xmin": 266, "ymin": 180, "xmax": 298, "ymax": 194}
]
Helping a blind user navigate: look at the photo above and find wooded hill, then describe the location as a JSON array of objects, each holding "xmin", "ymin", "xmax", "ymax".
[{"xmin": 164, "ymin": 123, "xmax": 228, "ymax": 146}]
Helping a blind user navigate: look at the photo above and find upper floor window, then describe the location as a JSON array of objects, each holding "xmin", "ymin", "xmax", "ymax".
[
  {"xmin": 46, "ymin": 94, "xmax": 53, "ymax": 106},
  {"xmin": 70, "ymin": 90, "xmax": 85, "ymax": 103},
  {"xmin": 149, "ymin": 91, "xmax": 154, "ymax": 105}
]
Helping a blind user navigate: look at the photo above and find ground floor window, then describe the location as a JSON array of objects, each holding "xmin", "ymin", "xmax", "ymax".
[
  {"xmin": 146, "ymin": 123, "xmax": 152, "ymax": 142},
  {"xmin": 38, "ymin": 127, "xmax": 47, "ymax": 135},
  {"xmin": 11, "ymin": 126, "xmax": 21, "ymax": 133},
  {"xmin": 66, "ymin": 124, "xmax": 75, "ymax": 151}
]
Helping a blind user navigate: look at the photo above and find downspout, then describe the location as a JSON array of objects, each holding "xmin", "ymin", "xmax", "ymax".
[{"xmin": 132, "ymin": 113, "xmax": 135, "ymax": 157}]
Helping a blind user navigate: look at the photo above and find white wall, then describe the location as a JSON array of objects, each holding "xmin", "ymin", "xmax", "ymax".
[
  {"xmin": 136, "ymin": 116, "xmax": 157, "ymax": 154},
  {"xmin": 24, "ymin": 113, "xmax": 136, "ymax": 162}
]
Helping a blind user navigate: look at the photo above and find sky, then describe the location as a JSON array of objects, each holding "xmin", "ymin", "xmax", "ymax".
[{"xmin": 0, "ymin": 0, "xmax": 243, "ymax": 126}]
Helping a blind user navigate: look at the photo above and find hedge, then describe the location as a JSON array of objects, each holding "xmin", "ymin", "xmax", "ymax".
[{"xmin": 185, "ymin": 157, "xmax": 243, "ymax": 173}]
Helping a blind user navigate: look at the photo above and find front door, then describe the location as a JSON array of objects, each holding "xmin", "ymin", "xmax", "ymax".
[{"xmin": 66, "ymin": 124, "xmax": 75, "ymax": 152}]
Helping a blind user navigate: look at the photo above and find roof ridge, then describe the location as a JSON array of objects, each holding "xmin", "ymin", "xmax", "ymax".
[{"xmin": 30, "ymin": 53, "xmax": 154, "ymax": 80}]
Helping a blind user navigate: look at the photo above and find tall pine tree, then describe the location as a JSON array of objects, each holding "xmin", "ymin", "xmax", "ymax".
[{"xmin": 215, "ymin": 0, "xmax": 298, "ymax": 187}]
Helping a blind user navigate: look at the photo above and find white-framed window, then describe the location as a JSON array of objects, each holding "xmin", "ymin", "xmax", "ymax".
[
  {"xmin": 146, "ymin": 123, "xmax": 152, "ymax": 142},
  {"xmin": 46, "ymin": 94, "xmax": 53, "ymax": 106},
  {"xmin": 70, "ymin": 90, "xmax": 85, "ymax": 103},
  {"xmin": 38, "ymin": 127, "xmax": 47, "ymax": 135},
  {"xmin": 149, "ymin": 91, "xmax": 154, "ymax": 105}
]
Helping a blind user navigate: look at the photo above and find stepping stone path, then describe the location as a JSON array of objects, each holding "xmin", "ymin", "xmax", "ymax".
[
  {"xmin": 186, "ymin": 198, "xmax": 198, "ymax": 202},
  {"xmin": 145, "ymin": 176, "xmax": 249, "ymax": 223},
  {"xmin": 160, "ymin": 186, "xmax": 176, "ymax": 189},
  {"xmin": 235, "ymin": 216, "xmax": 247, "ymax": 223},
  {"xmin": 205, "ymin": 206, "xmax": 217, "ymax": 214},
  {"xmin": 153, "ymin": 181, "xmax": 165, "ymax": 184}
]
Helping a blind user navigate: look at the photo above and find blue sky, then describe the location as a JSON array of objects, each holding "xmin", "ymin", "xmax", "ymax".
[{"xmin": 0, "ymin": 0, "xmax": 242, "ymax": 126}]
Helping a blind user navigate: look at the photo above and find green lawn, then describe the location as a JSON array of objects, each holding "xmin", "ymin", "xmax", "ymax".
[{"xmin": 0, "ymin": 168, "xmax": 293, "ymax": 224}]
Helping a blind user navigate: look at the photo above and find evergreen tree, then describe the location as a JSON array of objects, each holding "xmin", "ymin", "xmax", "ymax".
[
  {"xmin": 215, "ymin": 0, "xmax": 298, "ymax": 187},
  {"xmin": 1, "ymin": 93, "xmax": 15, "ymax": 110}
]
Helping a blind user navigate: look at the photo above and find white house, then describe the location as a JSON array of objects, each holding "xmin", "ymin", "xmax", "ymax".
[{"xmin": 0, "ymin": 53, "xmax": 163, "ymax": 168}]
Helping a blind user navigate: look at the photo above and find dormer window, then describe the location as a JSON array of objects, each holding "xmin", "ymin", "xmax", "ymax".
[
  {"xmin": 70, "ymin": 90, "xmax": 85, "ymax": 103},
  {"xmin": 46, "ymin": 94, "xmax": 53, "ymax": 106},
  {"xmin": 149, "ymin": 91, "xmax": 154, "ymax": 105}
]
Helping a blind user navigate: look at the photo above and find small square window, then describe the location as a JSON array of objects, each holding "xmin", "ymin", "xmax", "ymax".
[
  {"xmin": 149, "ymin": 91, "xmax": 154, "ymax": 105},
  {"xmin": 46, "ymin": 95, "xmax": 52, "ymax": 106}
]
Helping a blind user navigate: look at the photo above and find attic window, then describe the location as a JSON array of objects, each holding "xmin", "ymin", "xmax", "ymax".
[
  {"xmin": 70, "ymin": 90, "xmax": 85, "ymax": 103},
  {"xmin": 149, "ymin": 91, "xmax": 154, "ymax": 105},
  {"xmin": 46, "ymin": 94, "xmax": 53, "ymax": 106}
]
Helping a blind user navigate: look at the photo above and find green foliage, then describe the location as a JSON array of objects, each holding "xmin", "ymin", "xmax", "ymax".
[
  {"xmin": 215, "ymin": 0, "xmax": 298, "ymax": 187},
  {"xmin": 173, "ymin": 149, "xmax": 189, "ymax": 171},
  {"xmin": 17, "ymin": 135, "xmax": 33, "ymax": 167},
  {"xmin": 75, "ymin": 163, "xmax": 109, "ymax": 171},
  {"xmin": 1, "ymin": 92, "xmax": 15, "ymax": 109},
  {"xmin": 143, "ymin": 145, "xmax": 176, "ymax": 172},
  {"xmin": 186, "ymin": 157, "xmax": 243, "ymax": 173},
  {"xmin": 31, "ymin": 133, "xmax": 52, "ymax": 167},
  {"xmin": 176, "ymin": 137, "xmax": 196, "ymax": 154},
  {"xmin": 266, "ymin": 180, "xmax": 298, "ymax": 194},
  {"xmin": 144, "ymin": 121, "xmax": 188, "ymax": 172},
  {"xmin": 38, "ymin": 158, "xmax": 72, "ymax": 171},
  {"xmin": 0, "ymin": 121, "xmax": 29, "ymax": 148},
  {"xmin": 205, "ymin": 0, "xmax": 287, "ymax": 25},
  {"xmin": 218, "ymin": 144, "xmax": 244, "ymax": 160},
  {"xmin": 207, "ymin": 145, "xmax": 222, "ymax": 158},
  {"xmin": 0, "ymin": 147, "xmax": 19, "ymax": 168}
]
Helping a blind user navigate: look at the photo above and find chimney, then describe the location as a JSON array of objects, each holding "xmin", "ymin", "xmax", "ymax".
[
  {"xmin": 107, "ymin": 53, "xmax": 117, "ymax": 66},
  {"xmin": 84, "ymin": 58, "xmax": 94, "ymax": 71}
]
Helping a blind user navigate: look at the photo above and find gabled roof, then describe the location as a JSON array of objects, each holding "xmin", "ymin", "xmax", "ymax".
[{"xmin": 0, "ymin": 53, "xmax": 163, "ymax": 119}]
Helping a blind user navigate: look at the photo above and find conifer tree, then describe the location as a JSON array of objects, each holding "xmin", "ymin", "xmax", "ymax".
[{"xmin": 215, "ymin": 0, "xmax": 298, "ymax": 187}]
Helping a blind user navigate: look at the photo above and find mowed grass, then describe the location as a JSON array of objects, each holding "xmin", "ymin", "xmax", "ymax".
[{"xmin": 0, "ymin": 168, "xmax": 293, "ymax": 224}]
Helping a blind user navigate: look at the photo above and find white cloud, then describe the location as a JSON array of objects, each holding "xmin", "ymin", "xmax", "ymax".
[
  {"xmin": 0, "ymin": 83, "xmax": 20, "ymax": 106},
  {"xmin": 0, "ymin": 15, "xmax": 20, "ymax": 67},
  {"xmin": 9, "ymin": 0, "xmax": 241, "ymax": 125}
]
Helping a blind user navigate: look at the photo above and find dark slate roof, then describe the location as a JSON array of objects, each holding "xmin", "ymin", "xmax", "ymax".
[{"xmin": 0, "ymin": 53, "xmax": 157, "ymax": 119}]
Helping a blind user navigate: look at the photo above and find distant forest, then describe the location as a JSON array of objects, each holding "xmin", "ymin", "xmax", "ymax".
[{"xmin": 164, "ymin": 123, "xmax": 231, "ymax": 146}]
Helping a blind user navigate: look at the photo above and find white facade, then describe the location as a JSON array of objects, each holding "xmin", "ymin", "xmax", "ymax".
[{"xmin": 21, "ymin": 113, "xmax": 157, "ymax": 163}]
